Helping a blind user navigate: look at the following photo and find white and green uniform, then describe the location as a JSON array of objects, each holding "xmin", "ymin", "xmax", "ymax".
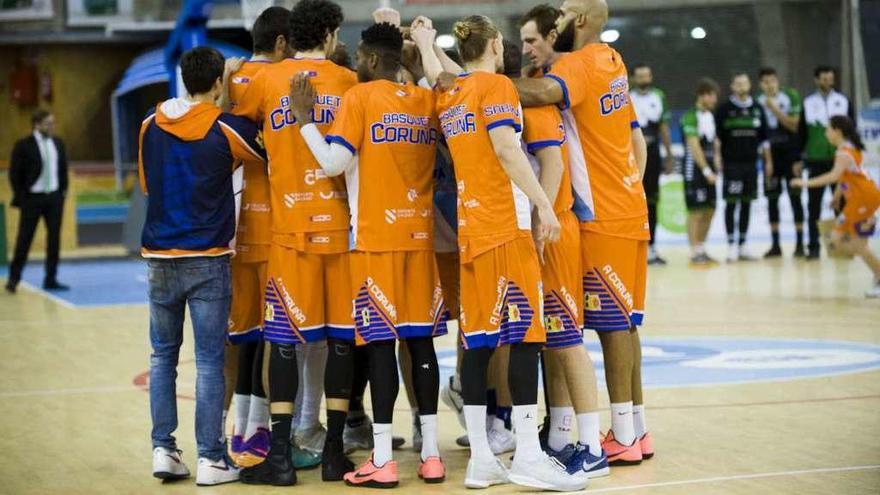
[
  {"xmin": 681, "ymin": 106, "xmax": 716, "ymax": 210},
  {"xmin": 799, "ymin": 90, "xmax": 851, "ymax": 163},
  {"xmin": 630, "ymin": 86, "xmax": 670, "ymax": 204}
]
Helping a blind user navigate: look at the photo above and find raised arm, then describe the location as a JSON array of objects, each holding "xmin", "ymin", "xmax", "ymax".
[
  {"xmin": 410, "ymin": 26, "xmax": 444, "ymax": 86},
  {"xmin": 792, "ymin": 151, "xmax": 848, "ymax": 189},
  {"xmin": 488, "ymin": 125, "xmax": 560, "ymax": 242},
  {"xmin": 290, "ymin": 75, "xmax": 355, "ymax": 176}
]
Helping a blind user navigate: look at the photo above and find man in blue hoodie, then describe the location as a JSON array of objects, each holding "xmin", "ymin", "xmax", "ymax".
[{"xmin": 138, "ymin": 46, "xmax": 266, "ymax": 486}]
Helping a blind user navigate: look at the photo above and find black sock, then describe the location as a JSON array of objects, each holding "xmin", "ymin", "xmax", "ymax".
[
  {"xmin": 327, "ymin": 409, "xmax": 347, "ymax": 444},
  {"xmin": 771, "ymin": 230, "xmax": 780, "ymax": 247},
  {"xmin": 270, "ymin": 413, "xmax": 292, "ymax": 453},
  {"xmin": 796, "ymin": 229, "xmax": 803, "ymax": 247}
]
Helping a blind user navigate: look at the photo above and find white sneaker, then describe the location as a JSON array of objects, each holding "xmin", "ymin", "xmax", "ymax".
[
  {"xmin": 487, "ymin": 427, "xmax": 516, "ymax": 455},
  {"xmin": 509, "ymin": 453, "xmax": 589, "ymax": 492},
  {"xmin": 195, "ymin": 456, "xmax": 240, "ymax": 486},
  {"xmin": 738, "ymin": 244, "xmax": 757, "ymax": 261},
  {"xmin": 441, "ymin": 376, "xmax": 466, "ymax": 429},
  {"xmin": 295, "ymin": 423, "xmax": 326, "ymax": 454},
  {"xmin": 866, "ymin": 281, "xmax": 880, "ymax": 299},
  {"xmin": 343, "ymin": 417, "xmax": 372, "ymax": 454},
  {"xmin": 152, "ymin": 447, "xmax": 190, "ymax": 480},
  {"xmin": 464, "ymin": 455, "xmax": 509, "ymax": 489},
  {"xmin": 726, "ymin": 244, "xmax": 738, "ymax": 263}
]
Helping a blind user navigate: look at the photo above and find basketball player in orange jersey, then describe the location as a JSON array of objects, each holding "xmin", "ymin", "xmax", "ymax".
[
  {"xmin": 412, "ymin": 17, "xmax": 588, "ymax": 492},
  {"xmin": 232, "ymin": 0, "xmax": 357, "ymax": 485},
  {"xmin": 289, "ymin": 22, "xmax": 448, "ymax": 487},
  {"xmin": 511, "ymin": 0, "xmax": 653, "ymax": 466},
  {"xmin": 792, "ymin": 116, "xmax": 880, "ymax": 298},
  {"xmin": 225, "ymin": 6, "xmax": 290, "ymax": 469}
]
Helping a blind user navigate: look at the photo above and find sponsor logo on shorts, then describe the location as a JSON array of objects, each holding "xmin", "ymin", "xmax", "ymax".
[
  {"xmin": 311, "ymin": 214, "xmax": 332, "ymax": 223},
  {"xmin": 264, "ymin": 302, "xmax": 274, "ymax": 322},
  {"xmin": 276, "ymin": 279, "xmax": 307, "ymax": 325},
  {"xmin": 560, "ymin": 286, "xmax": 578, "ymax": 315},
  {"xmin": 545, "ymin": 315, "xmax": 563, "ymax": 332},
  {"xmin": 412, "ymin": 232, "xmax": 429, "ymax": 240},
  {"xmin": 366, "ymin": 277, "xmax": 397, "ymax": 320},
  {"xmin": 361, "ymin": 308, "xmax": 371, "ymax": 327},
  {"xmin": 602, "ymin": 265, "xmax": 634, "ymax": 310},
  {"xmin": 309, "ymin": 236, "xmax": 330, "ymax": 244},
  {"xmin": 489, "ymin": 276, "xmax": 508, "ymax": 326},
  {"xmin": 586, "ymin": 293, "xmax": 602, "ymax": 311},
  {"xmin": 507, "ymin": 303, "xmax": 521, "ymax": 322}
]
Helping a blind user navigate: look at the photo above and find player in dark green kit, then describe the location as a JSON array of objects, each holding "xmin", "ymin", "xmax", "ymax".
[{"xmin": 715, "ymin": 72, "xmax": 773, "ymax": 262}]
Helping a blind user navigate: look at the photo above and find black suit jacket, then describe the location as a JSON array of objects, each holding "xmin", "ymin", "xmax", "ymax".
[{"xmin": 9, "ymin": 134, "xmax": 68, "ymax": 208}]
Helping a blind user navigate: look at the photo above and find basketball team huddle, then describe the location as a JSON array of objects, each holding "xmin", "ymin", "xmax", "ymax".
[{"xmin": 141, "ymin": 0, "xmax": 663, "ymax": 490}]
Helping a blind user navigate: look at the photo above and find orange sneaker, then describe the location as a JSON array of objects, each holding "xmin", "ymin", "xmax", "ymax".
[
  {"xmin": 418, "ymin": 456, "xmax": 446, "ymax": 484},
  {"xmin": 639, "ymin": 432, "xmax": 654, "ymax": 459},
  {"xmin": 601, "ymin": 430, "xmax": 642, "ymax": 466},
  {"xmin": 343, "ymin": 455, "xmax": 399, "ymax": 488}
]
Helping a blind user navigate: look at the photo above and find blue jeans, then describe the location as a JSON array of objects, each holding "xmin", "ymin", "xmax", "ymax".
[{"xmin": 148, "ymin": 255, "xmax": 231, "ymax": 461}]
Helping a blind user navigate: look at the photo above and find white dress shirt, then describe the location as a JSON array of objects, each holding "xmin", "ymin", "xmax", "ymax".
[{"xmin": 30, "ymin": 131, "xmax": 59, "ymax": 194}]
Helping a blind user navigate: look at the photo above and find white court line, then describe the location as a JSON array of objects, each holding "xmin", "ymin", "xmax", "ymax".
[
  {"xmin": 586, "ymin": 464, "xmax": 880, "ymax": 493},
  {"xmin": 18, "ymin": 281, "xmax": 77, "ymax": 309},
  {"xmin": 0, "ymin": 385, "xmax": 139, "ymax": 398}
]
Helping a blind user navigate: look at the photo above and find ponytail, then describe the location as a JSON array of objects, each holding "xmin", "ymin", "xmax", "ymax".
[{"xmin": 829, "ymin": 115, "xmax": 864, "ymax": 150}]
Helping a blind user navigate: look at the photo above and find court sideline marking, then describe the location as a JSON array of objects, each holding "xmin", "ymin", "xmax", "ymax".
[{"xmin": 587, "ymin": 464, "xmax": 880, "ymax": 493}]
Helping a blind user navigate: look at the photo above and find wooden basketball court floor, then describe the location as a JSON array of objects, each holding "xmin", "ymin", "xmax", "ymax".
[{"xmin": 1, "ymin": 244, "xmax": 879, "ymax": 494}]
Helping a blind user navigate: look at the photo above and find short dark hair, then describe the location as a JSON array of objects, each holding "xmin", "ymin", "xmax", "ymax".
[
  {"xmin": 252, "ymin": 6, "xmax": 290, "ymax": 54},
  {"xmin": 520, "ymin": 4, "xmax": 560, "ymax": 38},
  {"xmin": 32, "ymin": 108, "xmax": 51, "ymax": 126},
  {"xmin": 731, "ymin": 71, "xmax": 749, "ymax": 82},
  {"xmin": 758, "ymin": 66, "xmax": 776, "ymax": 79},
  {"xmin": 696, "ymin": 77, "xmax": 720, "ymax": 96},
  {"xmin": 814, "ymin": 65, "xmax": 834, "ymax": 78},
  {"xmin": 630, "ymin": 63, "xmax": 650, "ymax": 75},
  {"xmin": 179, "ymin": 46, "xmax": 225, "ymax": 95},
  {"xmin": 360, "ymin": 22, "xmax": 403, "ymax": 71},
  {"xmin": 289, "ymin": 0, "xmax": 343, "ymax": 52},
  {"xmin": 502, "ymin": 39, "xmax": 522, "ymax": 78}
]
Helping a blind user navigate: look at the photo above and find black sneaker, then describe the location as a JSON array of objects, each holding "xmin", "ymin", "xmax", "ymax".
[
  {"xmin": 241, "ymin": 450, "xmax": 296, "ymax": 486},
  {"xmin": 764, "ymin": 245, "xmax": 782, "ymax": 258},
  {"xmin": 793, "ymin": 244, "xmax": 806, "ymax": 258},
  {"xmin": 43, "ymin": 280, "xmax": 69, "ymax": 290},
  {"xmin": 322, "ymin": 438, "xmax": 355, "ymax": 481},
  {"xmin": 806, "ymin": 247, "xmax": 821, "ymax": 260}
]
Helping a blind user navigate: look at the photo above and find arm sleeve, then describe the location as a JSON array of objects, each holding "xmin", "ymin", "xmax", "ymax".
[
  {"xmin": 325, "ymin": 88, "xmax": 365, "ymax": 155},
  {"xmin": 481, "ymin": 77, "xmax": 523, "ymax": 132},
  {"xmin": 523, "ymin": 107, "xmax": 565, "ymax": 153},
  {"xmin": 300, "ymin": 123, "xmax": 355, "ymax": 176},
  {"xmin": 681, "ymin": 112, "xmax": 698, "ymax": 138},
  {"xmin": 218, "ymin": 114, "xmax": 267, "ymax": 164},
  {"xmin": 546, "ymin": 55, "xmax": 586, "ymax": 110}
]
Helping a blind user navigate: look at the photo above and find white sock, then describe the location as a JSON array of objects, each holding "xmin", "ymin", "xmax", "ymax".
[
  {"xmin": 293, "ymin": 345, "xmax": 305, "ymax": 430},
  {"xmin": 452, "ymin": 374, "xmax": 462, "ymax": 392},
  {"xmin": 633, "ymin": 404, "xmax": 647, "ymax": 438},
  {"xmin": 576, "ymin": 412, "xmax": 602, "ymax": 456},
  {"xmin": 419, "ymin": 414, "xmax": 440, "ymax": 460},
  {"xmin": 548, "ymin": 406, "xmax": 574, "ymax": 451},
  {"xmin": 373, "ymin": 423, "xmax": 393, "ymax": 466},
  {"xmin": 299, "ymin": 341, "xmax": 327, "ymax": 431},
  {"xmin": 512, "ymin": 404, "xmax": 542, "ymax": 462},
  {"xmin": 464, "ymin": 405, "xmax": 494, "ymax": 460},
  {"xmin": 233, "ymin": 393, "xmax": 250, "ymax": 436},
  {"xmin": 491, "ymin": 416, "xmax": 506, "ymax": 432},
  {"xmin": 610, "ymin": 401, "xmax": 635, "ymax": 446},
  {"xmin": 245, "ymin": 396, "xmax": 270, "ymax": 439}
]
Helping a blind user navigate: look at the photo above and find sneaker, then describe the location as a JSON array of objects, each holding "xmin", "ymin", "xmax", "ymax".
[
  {"xmin": 152, "ymin": 447, "xmax": 190, "ymax": 480},
  {"xmin": 418, "ymin": 456, "xmax": 446, "ymax": 484},
  {"xmin": 690, "ymin": 253, "xmax": 710, "ymax": 265},
  {"xmin": 343, "ymin": 416, "xmax": 406, "ymax": 453},
  {"xmin": 764, "ymin": 244, "xmax": 782, "ymax": 258},
  {"xmin": 343, "ymin": 455, "xmax": 399, "ymax": 488},
  {"xmin": 647, "ymin": 247, "xmax": 667, "ymax": 266},
  {"xmin": 412, "ymin": 414, "xmax": 423, "ymax": 453},
  {"xmin": 455, "ymin": 434, "xmax": 470, "ymax": 447},
  {"xmin": 601, "ymin": 430, "xmax": 642, "ymax": 466},
  {"xmin": 726, "ymin": 245, "xmax": 738, "ymax": 263},
  {"xmin": 545, "ymin": 443, "xmax": 578, "ymax": 465},
  {"xmin": 639, "ymin": 432, "xmax": 654, "ymax": 459},
  {"xmin": 464, "ymin": 455, "xmax": 509, "ymax": 489},
  {"xmin": 806, "ymin": 247, "xmax": 821, "ymax": 260},
  {"xmin": 793, "ymin": 243, "xmax": 806, "ymax": 258},
  {"xmin": 508, "ymin": 452, "xmax": 589, "ymax": 491},
  {"xmin": 565, "ymin": 443, "xmax": 610, "ymax": 479},
  {"xmin": 322, "ymin": 438, "xmax": 355, "ymax": 481},
  {"xmin": 240, "ymin": 445, "xmax": 295, "ymax": 486},
  {"xmin": 738, "ymin": 245, "xmax": 757, "ymax": 261},
  {"xmin": 440, "ymin": 376, "xmax": 466, "ymax": 429},
  {"xmin": 196, "ymin": 456, "xmax": 241, "ymax": 486},
  {"xmin": 246, "ymin": 427, "xmax": 270, "ymax": 458},
  {"xmin": 230, "ymin": 434, "xmax": 246, "ymax": 456},
  {"xmin": 291, "ymin": 441, "xmax": 322, "ymax": 469},
  {"xmin": 295, "ymin": 424, "xmax": 326, "ymax": 454},
  {"xmin": 487, "ymin": 426, "xmax": 516, "ymax": 455}
]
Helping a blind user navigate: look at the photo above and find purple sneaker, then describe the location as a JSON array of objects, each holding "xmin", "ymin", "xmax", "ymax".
[
  {"xmin": 245, "ymin": 428, "xmax": 271, "ymax": 458},
  {"xmin": 230, "ymin": 434, "xmax": 246, "ymax": 455}
]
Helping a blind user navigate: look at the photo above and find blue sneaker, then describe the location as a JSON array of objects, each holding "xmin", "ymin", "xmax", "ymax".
[
  {"xmin": 544, "ymin": 443, "xmax": 578, "ymax": 464},
  {"xmin": 565, "ymin": 443, "xmax": 610, "ymax": 479}
]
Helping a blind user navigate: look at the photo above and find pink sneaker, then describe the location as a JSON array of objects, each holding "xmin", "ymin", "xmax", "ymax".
[
  {"xmin": 601, "ymin": 430, "xmax": 642, "ymax": 466},
  {"xmin": 343, "ymin": 454, "xmax": 399, "ymax": 488},
  {"xmin": 639, "ymin": 432, "xmax": 654, "ymax": 459},
  {"xmin": 418, "ymin": 456, "xmax": 446, "ymax": 484}
]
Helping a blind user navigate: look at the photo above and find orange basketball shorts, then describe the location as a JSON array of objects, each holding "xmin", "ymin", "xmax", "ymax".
[
  {"xmin": 581, "ymin": 231, "xmax": 647, "ymax": 331},
  {"xmin": 542, "ymin": 211, "xmax": 584, "ymax": 348}
]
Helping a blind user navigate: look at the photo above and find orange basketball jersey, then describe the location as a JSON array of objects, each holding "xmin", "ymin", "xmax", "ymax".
[
  {"xmin": 836, "ymin": 144, "xmax": 880, "ymax": 234},
  {"xmin": 326, "ymin": 79, "xmax": 440, "ymax": 252},
  {"xmin": 522, "ymin": 105, "xmax": 573, "ymax": 215},
  {"xmin": 546, "ymin": 43, "xmax": 649, "ymax": 240},
  {"xmin": 435, "ymin": 71, "xmax": 530, "ymax": 262},
  {"xmin": 234, "ymin": 58, "xmax": 357, "ymax": 252}
]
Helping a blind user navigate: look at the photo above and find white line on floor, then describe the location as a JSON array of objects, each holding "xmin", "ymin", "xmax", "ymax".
[
  {"xmin": 18, "ymin": 281, "xmax": 77, "ymax": 309},
  {"xmin": 586, "ymin": 464, "xmax": 880, "ymax": 493}
]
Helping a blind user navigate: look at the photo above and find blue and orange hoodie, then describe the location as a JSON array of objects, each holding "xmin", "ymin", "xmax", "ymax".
[{"xmin": 138, "ymin": 98, "xmax": 266, "ymax": 258}]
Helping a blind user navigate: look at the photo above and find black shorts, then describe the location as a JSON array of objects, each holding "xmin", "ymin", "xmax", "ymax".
[
  {"xmin": 643, "ymin": 145, "xmax": 662, "ymax": 204},
  {"xmin": 764, "ymin": 146, "xmax": 797, "ymax": 198},
  {"xmin": 722, "ymin": 162, "xmax": 758, "ymax": 201},
  {"xmin": 684, "ymin": 165, "xmax": 716, "ymax": 211}
]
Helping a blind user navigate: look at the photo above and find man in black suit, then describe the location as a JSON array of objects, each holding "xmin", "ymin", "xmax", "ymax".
[{"xmin": 6, "ymin": 109, "xmax": 69, "ymax": 293}]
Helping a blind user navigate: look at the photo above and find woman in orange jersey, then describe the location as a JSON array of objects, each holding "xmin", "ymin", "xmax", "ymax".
[
  {"xmin": 412, "ymin": 16, "xmax": 587, "ymax": 492},
  {"xmin": 792, "ymin": 116, "xmax": 880, "ymax": 297}
]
